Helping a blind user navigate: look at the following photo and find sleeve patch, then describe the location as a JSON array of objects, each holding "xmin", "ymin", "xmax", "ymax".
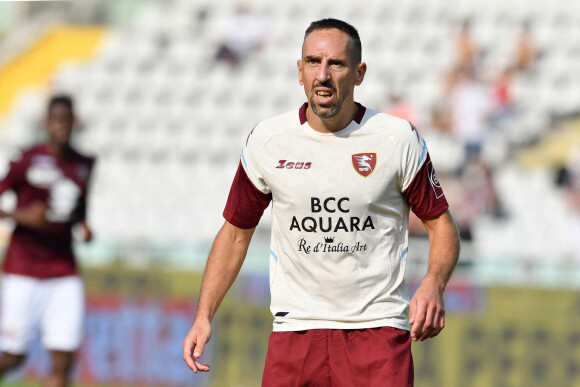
[
  {"xmin": 427, "ymin": 160, "xmax": 444, "ymax": 199},
  {"xmin": 403, "ymin": 153, "xmax": 448, "ymax": 220}
]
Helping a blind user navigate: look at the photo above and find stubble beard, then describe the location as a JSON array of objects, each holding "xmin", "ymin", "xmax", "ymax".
[{"xmin": 310, "ymin": 98, "xmax": 343, "ymax": 119}]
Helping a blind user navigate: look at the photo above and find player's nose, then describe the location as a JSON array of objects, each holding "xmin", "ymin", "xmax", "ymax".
[{"xmin": 316, "ymin": 61, "xmax": 331, "ymax": 82}]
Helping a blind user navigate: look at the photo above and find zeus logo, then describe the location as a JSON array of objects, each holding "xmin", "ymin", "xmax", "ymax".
[{"xmin": 276, "ymin": 160, "xmax": 312, "ymax": 169}]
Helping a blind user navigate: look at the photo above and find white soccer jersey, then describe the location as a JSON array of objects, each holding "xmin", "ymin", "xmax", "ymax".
[{"xmin": 224, "ymin": 103, "xmax": 448, "ymax": 332}]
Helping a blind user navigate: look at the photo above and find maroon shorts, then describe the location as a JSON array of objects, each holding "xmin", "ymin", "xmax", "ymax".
[{"xmin": 262, "ymin": 326, "xmax": 413, "ymax": 387}]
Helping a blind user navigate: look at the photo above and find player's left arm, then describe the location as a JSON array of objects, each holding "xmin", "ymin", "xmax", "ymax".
[
  {"xmin": 76, "ymin": 220, "xmax": 92, "ymax": 242},
  {"xmin": 72, "ymin": 193, "xmax": 92, "ymax": 242},
  {"xmin": 72, "ymin": 158, "xmax": 95, "ymax": 242},
  {"xmin": 409, "ymin": 209, "xmax": 460, "ymax": 341}
]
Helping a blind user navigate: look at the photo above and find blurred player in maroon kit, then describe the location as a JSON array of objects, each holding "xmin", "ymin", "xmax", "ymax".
[{"xmin": 0, "ymin": 95, "xmax": 94, "ymax": 387}]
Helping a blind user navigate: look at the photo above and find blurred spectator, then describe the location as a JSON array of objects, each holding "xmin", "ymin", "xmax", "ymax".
[
  {"xmin": 512, "ymin": 21, "xmax": 538, "ymax": 73},
  {"xmin": 562, "ymin": 149, "xmax": 580, "ymax": 262},
  {"xmin": 563, "ymin": 170, "xmax": 580, "ymax": 212},
  {"xmin": 454, "ymin": 20, "xmax": 479, "ymax": 73},
  {"xmin": 381, "ymin": 91, "xmax": 417, "ymax": 125},
  {"xmin": 490, "ymin": 66, "xmax": 515, "ymax": 129},
  {"xmin": 449, "ymin": 156, "xmax": 502, "ymax": 240},
  {"xmin": 430, "ymin": 104, "xmax": 453, "ymax": 134},
  {"xmin": 422, "ymin": 105, "xmax": 466, "ymax": 174},
  {"xmin": 214, "ymin": 3, "xmax": 266, "ymax": 67},
  {"xmin": 443, "ymin": 66, "xmax": 463, "ymax": 98},
  {"xmin": 448, "ymin": 66, "xmax": 493, "ymax": 157}
]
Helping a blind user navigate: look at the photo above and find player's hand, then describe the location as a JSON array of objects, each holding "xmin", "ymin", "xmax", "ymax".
[
  {"xmin": 409, "ymin": 275, "xmax": 445, "ymax": 342},
  {"xmin": 182, "ymin": 318, "xmax": 212, "ymax": 373},
  {"xmin": 79, "ymin": 221, "xmax": 93, "ymax": 242}
]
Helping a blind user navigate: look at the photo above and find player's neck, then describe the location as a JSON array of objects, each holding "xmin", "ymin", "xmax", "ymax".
[
  {"xmin": 47, "ymin": 140, "xmax": 71, "ymax": 158},
  {"xmin": 307, "ymin": 101, "xmax": 358, "ymax": 134}
]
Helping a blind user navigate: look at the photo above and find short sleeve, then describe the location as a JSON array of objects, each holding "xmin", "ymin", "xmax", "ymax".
[
  {"xmin": 0, "ymin": 152, "xmax": 26, "ymax": 195},
  {"xmin": 240, "ymin": 126, "xmax": 270, "ymax": 194},
  {"xmin": 223, "ymin": 127, "xmax": 272, "ymax": 229},
  {"xmin": 400, "ymin": 123, "xmax": 449, "ymax": 220}
]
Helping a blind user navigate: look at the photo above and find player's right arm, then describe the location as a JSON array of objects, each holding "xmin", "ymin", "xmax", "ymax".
[
  {"xmin": 398, "ymin": 121, "xmax": 459, "ymax": 341},
  {"xmin": 0, "ymin": 201, "xmax": 48, "ymax": 228},
  {"xmin": 183, "ymin": 126, "xmax": 271, "ymax": 373},
  {"xmin": 182, "ymin": 221, "xmax": 255, "ymax": 373},
  {"xmin": 0, "ymin": 151, "xmax": 48, "ymax": 229}
]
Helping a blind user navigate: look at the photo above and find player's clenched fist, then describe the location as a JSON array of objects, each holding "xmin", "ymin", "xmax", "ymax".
[
  {"xmin": 182, "ymin": 319, "xmax": 212, "ymax": 373},
  {"xmin": 409, "ymin": 276, "xmax": 446, "ymax": 342}
]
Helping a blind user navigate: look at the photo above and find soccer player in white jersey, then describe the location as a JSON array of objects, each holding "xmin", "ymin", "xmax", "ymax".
[{"xmin": 183, "ymin": 18, "xmax": 460, "ymax": 386}]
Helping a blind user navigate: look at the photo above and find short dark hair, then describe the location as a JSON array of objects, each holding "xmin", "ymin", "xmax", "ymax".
[
  {"xmin": 304, "ymin": 18, "xmax": 362, "ymax": 66},
  {"xmin": 48, "ymin": 94, "xmax": 74, "ymax": 116}
]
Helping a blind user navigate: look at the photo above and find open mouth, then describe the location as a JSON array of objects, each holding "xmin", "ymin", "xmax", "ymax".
[{"xmin": 315, "ymin": 89, "xmax": 334, "ymax": 104}]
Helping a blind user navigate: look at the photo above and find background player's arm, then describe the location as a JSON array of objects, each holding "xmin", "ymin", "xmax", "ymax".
[
  {"xmin": 0, "ymin": 201, "xmax": 48, "ymax": 229},
  {"xmin": 183, "ymin": 220, "xmax": 255, "ymax": 373},
  {"xmin": 409, "ymin": 209, "xmax": 460, "ymax": 341},
  {"xmin": 76, "ymin": 221, "xmax": 92, "ymax": 242},
  {"xmin": 0, "ymin": 154, "xmax": 48, "ymax": 228},
  {"xmin": 73, "ymin": 190, "xmax": 93, "ymax": 242}
]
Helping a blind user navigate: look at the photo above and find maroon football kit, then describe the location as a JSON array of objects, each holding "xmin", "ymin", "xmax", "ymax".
[{"xmin": 0, "ymin": 143, "xmax": 94, "ymax": 278}]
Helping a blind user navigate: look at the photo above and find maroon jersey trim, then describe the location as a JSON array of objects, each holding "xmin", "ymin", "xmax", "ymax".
[
  {"xmin": 353, "ymin": 103, "xmax": 366, "ymax": 124},
  {"xmin": 0, "ymin": 153, "xmax": 26, "ymax": 194},
  {"xmin": 223, "ymin": 162, "xmax": 272, "ymax": 229},
  {"xmin": 403, "ymin": 153, "xmax": 449, "ymax": 220},
  {"xmin": 299, "ymin": 103, "xmax": 308, "ymax": 125}
]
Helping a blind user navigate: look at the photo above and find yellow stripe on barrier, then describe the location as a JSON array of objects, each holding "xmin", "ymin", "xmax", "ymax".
[{"xmin": 0, "ymin": 25, "xmax": 107, "ymax": 118}]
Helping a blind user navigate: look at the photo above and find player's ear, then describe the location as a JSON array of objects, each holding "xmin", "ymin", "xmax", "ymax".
[
  {"xmin": 354, "ymin": 62, "xmax": 367, "ymax": 86},
  {"xmin": 297, "ymin": 60, "xmax": 304, "ymax": 85}
]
